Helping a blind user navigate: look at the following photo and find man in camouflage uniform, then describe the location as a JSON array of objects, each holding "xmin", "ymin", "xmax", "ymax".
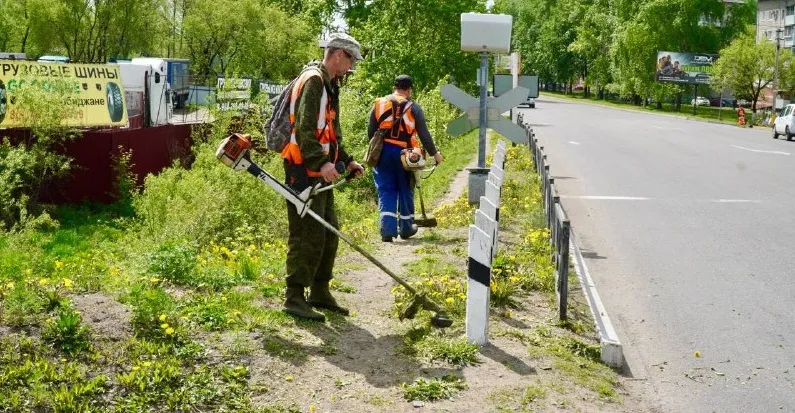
[{"xmin": 282, "ymin": 33, "xmax": 365, "ymax": 322}]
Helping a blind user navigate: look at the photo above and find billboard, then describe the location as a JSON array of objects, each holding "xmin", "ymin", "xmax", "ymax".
[
  {"xmin": 216, "ymin": 77, "xmax": 252, "ymax": 111},
  {"xmin": 0, "ymin": 62, "xmax": 128, "ymax": 128},
  {"xmin": 655, "ymin": 51, "xmax": 718, "ymax": 85},
  {"xmin": 493, "ymin": 74, "xmax": 539, "ymax": 98}
]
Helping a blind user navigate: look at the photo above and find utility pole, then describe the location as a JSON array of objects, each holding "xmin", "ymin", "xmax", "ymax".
[{"xmin": 774, "ymin": 28, "xmax": 783, "ymax": 113}]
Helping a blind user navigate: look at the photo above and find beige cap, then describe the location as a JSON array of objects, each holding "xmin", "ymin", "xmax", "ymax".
[{"xmin": 326, "ymin": 33, "xmax": 363, "ymax": 61}]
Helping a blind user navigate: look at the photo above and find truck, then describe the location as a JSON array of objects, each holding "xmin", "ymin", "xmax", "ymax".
[
  {"xmin": 130, "ymin": 58, "xmax": 189, "ymax": 110},
  {"xmin": 122, "ymin": 58, "xmax": 173, "ymax": 127},
  {"xmin": 165, "ymin": 58, "xmax": 190, "ymax": 109}
]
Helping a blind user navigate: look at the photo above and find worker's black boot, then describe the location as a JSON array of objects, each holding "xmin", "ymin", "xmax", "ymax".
[
  {"xmin": 283, "ymin": 285, "xmax": 326, "ymax": 322},
  {"xmin": 308, "ymin": 281, "xmax": 350, "ymax": 316}
]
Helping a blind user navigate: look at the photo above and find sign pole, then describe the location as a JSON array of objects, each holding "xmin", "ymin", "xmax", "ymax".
[
  {"xmin": 693, "ymin": 84, "xmax": 697, "ymax": 115},
  {"xmin": 478, "ymin": 52, "xmax": 488, "ymax": 168}
]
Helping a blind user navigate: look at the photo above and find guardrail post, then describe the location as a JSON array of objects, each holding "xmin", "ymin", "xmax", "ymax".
[{"xmin": 467, "ymin": 224, "xmax": 493, "ymax": 345}]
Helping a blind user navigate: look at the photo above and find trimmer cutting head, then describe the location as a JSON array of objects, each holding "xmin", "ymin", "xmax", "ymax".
[{"xmin": 399, "ymin": 294, "xmax": 453, "ymax": 329}]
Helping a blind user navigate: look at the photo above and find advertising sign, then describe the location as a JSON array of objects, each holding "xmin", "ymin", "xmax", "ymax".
[
  {"xmin": 493, "ymin": 74, "xmax": 539, "ymax": 98},
  {"xmin": 655, "ymin": 51, "xmax": 718, "ymax": 85},
  {"xmin": 217, "ymin": 77, "xmax": 252, "ymax": 111},
  {"xmin": 259, "ymin": 81, "xmax": 287, "ymax": 102},
  {"xmin": 0, "ymin": 62, "xmax": 128, "ymax": 128}
]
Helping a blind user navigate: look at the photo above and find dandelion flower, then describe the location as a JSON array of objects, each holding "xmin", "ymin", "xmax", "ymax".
[
  {"xmin": 165, "ymin": 327, "xmax": 175, "ymax": 335},
  {"xmin": 6, "ymin": 282, "xmax": 13, "ymax": 290},
  {"xmin": 445, "ymin": 297, "xmax": 455, "ymax": 304},
  {"xmin": 55, "ymin": 261, "xmax": 64, "ymax": 270},
  {"xmin": 161, "ymin": 323, "xmax": 169, "ymax": 329},
  {"xmin": 63, "ymin": 278, "xmax": 73, "ymax": 288},
  {"xmin": 159, "ymin": 314, "xmax": 167, "ymax": 322},
  {"xmin": 39, "ymin": 278, "xmax": 48, "ymax": 286}
]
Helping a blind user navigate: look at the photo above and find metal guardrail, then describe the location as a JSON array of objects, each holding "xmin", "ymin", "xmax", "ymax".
[
  {"xmin": 517, "ymin": 112, "xmax": 570, "ymax": 320},
  {"xmin": 516, "ymin": 111, "xmax": 623, "ymax": 367}
]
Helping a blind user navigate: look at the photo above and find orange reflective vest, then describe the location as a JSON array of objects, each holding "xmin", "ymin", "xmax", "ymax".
[
  {"xmin": 281, "ymin": 68, "xmax": 338, "ymax": 176},
  {"xmin": 373, "ymin": 94, "xmax": 419, "ymax": 149}
]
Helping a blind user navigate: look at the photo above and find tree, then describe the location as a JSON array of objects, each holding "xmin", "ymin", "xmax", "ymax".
[
  {"xmin": 711, "ymin": 30, "xmax": 783, "ymax": 113},
  {"xmin": 350, "ymin": 0, "xmax": 485, "ymax": 95},
  {"xmin": 181, "ymin": 0, "xmax": 318, "ymax": 83}
]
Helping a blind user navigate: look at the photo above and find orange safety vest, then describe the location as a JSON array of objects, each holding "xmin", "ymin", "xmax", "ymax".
[
  {"xmin": 373, "ymin": 94, "xmax": 419, "ymax": 149},
  {"xmin": 281, "ymin": 68, "xmax": 338, "ymax": 177}
]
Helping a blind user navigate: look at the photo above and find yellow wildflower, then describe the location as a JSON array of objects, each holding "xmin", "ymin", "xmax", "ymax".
[
  {"xmin": 5, "ymin": 282, "xmax": 13, "ymax": 290},
  {"xmin": 55, "ymin": 261, "xmax": 64, "ymax": 270},
  {"xmin": 39, "ymin": 278, "xmax": 48, "ymax": 286},
  {"xmin": 285, "ymin": 375, "xmax": 293, "ymax": 382},
  {"xmin": 221, "ymin": 296, "xmax": 227, "ymax": 302},
  {"xmin": 445, "ymin": 297, "xmax": 455, "ymax": 304},
  {"xmin": 161, "ymin": 323, "xmax": 169, "ymax": 329},
  {"xmin": 62, "ymin": 278, "xmax": 73, "ymax": 288},
  {"xmin": 165, "ymin": 327, "xmax": 175, "ymax": 335},
  {"xmin": 309, "ymin": 405, "xmax": 317, "ymax": 412},
  {"xmin": 132, "ymin": 366, "xmax": 140, "ymax": 371},
  {"xmin": 159, "ymin": 314, "xmax": 167, "ymax": 322}
]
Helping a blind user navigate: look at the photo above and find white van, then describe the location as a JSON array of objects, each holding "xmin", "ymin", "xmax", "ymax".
[{"xmin": 773, "ymin": 103, "xmax": 795, "ymax": 140}]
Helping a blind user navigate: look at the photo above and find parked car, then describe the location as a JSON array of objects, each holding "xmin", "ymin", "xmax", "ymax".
[
  {"xmin": 773, "ymin": 103, "xmax": 795, "ymax": 140},
  {"xmin": 691, "ymin": 96, "xmax": 710, "ymax": 106},
  {"xmin": 518, "ymin": 96, "xmax": 536, "ymax": 108},
  {"xmin": 709, "ymin": 97, "xmax": 736, "ymax": 107}
]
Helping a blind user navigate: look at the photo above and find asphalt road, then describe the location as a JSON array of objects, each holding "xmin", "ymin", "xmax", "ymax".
[{"xmin": 519, "ymin": 96, "xmax": 795, "ymax": 413}]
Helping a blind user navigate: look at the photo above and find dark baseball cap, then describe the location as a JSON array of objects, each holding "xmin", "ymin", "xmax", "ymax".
[{"xmin": 394, "ymin": 75, "xmax": 413, "ymax": 89}]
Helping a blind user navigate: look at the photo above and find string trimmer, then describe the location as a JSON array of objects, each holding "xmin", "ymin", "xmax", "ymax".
[
  {"xmin": 216, "ymin": 133, "xmax": 453, "ymax": 328},
  {"xmin": 414, "ymin": 165, "xmax": 437, "ymax": 228}
]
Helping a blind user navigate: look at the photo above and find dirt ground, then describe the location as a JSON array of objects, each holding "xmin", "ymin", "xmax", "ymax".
[{"xmin": 61, "ymin": 150, "xmax": 657, "ymax": 412}]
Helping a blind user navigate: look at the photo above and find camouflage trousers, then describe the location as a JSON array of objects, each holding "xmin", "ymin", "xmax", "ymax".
[{"xmin": 285, "ymin": 189, "xmax": 339, "ymax": 288}]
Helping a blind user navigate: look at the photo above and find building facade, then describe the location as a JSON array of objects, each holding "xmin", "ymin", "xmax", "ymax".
[{"xmin": 757, "ymin": 1, "xmax": 795, "ymax": 47}]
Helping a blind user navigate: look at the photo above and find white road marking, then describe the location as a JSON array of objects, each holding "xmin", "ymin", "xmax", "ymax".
[
  {"xmin": 560, "ymin": 195, "xmax": 651, "ymax": 201},
  {"xmin": 712, "ymin": 199, "xmax": 762, "ymax": 203},
  {"xmin": 730, "ymin": 145, "xmax": 790, "ymax": 156},
  {"xmin": 569, "ymin": 141, "xmax": 581, "ymax": 145},
  {"xmin": 652, "ymin": 126, "xmax": 684, "ymax": 131}
]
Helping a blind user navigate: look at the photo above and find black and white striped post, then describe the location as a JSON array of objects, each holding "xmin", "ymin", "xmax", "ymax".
[
  {"xmin": 466, "ymin": 142, "xmax": 507, "ymax": 345},
  {"xmin": 466, "ymin": 224, "xmax": 492, "ymax": 345}
]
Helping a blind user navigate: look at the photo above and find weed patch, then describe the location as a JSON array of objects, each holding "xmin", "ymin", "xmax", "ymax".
[{"xmin": 401, "ymin": 375, "xmax": 467, "ymax": 401}]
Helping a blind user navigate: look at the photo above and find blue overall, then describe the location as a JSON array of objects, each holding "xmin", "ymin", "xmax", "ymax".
[{"xmin": 374, "ymin": 143, "xmax": 414, "ymax": 238}]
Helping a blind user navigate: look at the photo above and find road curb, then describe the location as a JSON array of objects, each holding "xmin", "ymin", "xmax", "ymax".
[{"xmin": 569, "ymin": 229, "xmax": 624, "ymax": 368}]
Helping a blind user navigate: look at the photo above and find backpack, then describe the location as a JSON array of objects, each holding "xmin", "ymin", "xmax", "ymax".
[
  {"xmin": 364, "ymin": 96, "xmax": 409, "ymax": 167},
  {"xmin": 264, "ymin": 66, "xmax": 323, "ymax": 152}
]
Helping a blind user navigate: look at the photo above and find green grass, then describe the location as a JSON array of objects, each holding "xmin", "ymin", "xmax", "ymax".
[
  {"xmin": 0, "ymin": 117, "xmax": 620, "ymax": 410},
  {"xmin": 401, "ymin": 375, "xmax": 467, "ymax": 401},
  {"xmin": 542, "ymin": 90, "xmax": 743, "ymax": 125}
]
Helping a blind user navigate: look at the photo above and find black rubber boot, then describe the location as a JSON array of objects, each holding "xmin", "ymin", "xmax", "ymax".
[
  {"xmin": 308, "ymin": 282, "xmax": 350, "ymax": 316},
  {"xmin": 283, "ymin": 286, "xmax": 326, "ymax": 322},
  {"xmin": 400, "ymin": 224, "xmax": 419, "ymax": 240}
]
